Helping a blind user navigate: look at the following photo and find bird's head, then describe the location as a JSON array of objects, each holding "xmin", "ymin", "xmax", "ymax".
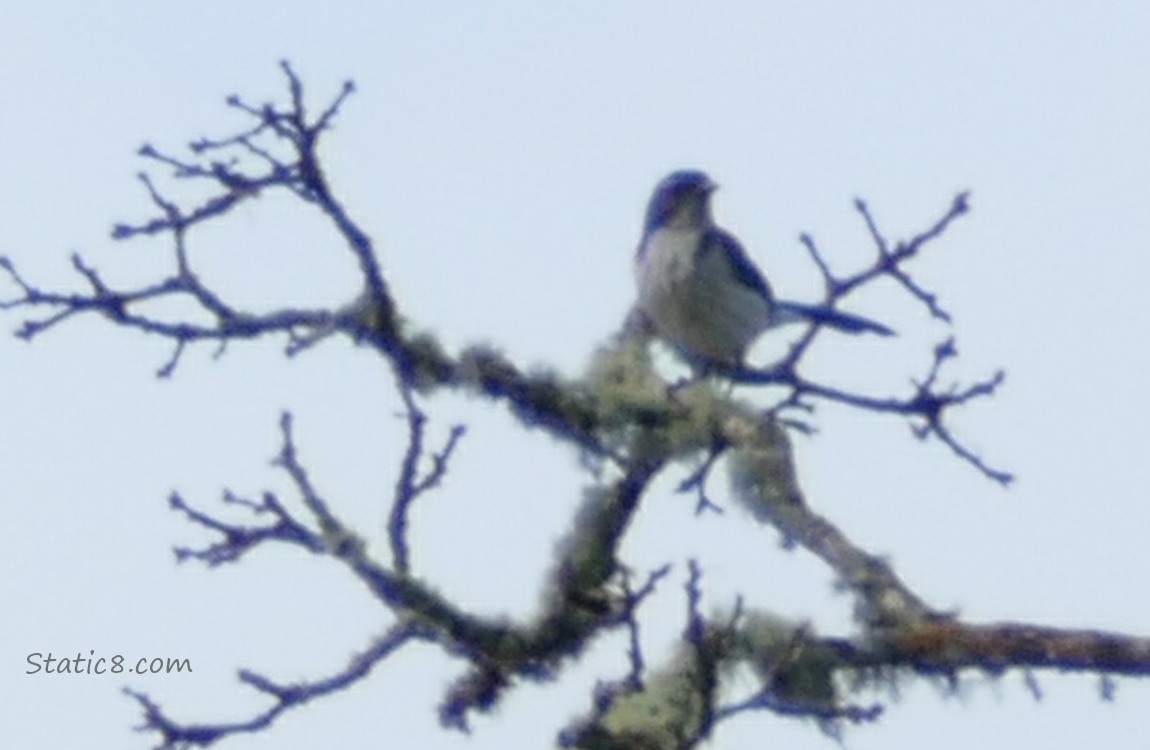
[{"xmin": 643, "ymin": 169, "xmax": 717, "ymax": 232}]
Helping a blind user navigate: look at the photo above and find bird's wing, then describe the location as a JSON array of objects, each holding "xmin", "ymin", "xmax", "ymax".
[{"xmin": 700, "ymin": 228, "xmax": 773, "ymax": 301}]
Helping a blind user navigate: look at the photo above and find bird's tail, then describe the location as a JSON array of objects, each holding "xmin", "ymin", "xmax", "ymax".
[{"xmin": 772, "ymin": 300, "xmax": 894, "ymax": 336}]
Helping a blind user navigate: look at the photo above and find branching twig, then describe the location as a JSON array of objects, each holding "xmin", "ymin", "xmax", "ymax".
[
  {"xmin": 676, "ymin": 439, "xmax": 729, "ymax": 515},
  {"xmin": 389, "ymin": 381, "xmax": 467, "ymax": 574},
  {"xmin": 724, "ymin": 337, "xmax": 1010, "ymax": 484},
  {"xmin": 128, "ymin": 621, "xmax": 434, "ymax": 749}
]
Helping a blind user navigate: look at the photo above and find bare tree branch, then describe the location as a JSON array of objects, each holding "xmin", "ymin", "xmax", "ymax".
[{"xmin": 6, "ymin": 64, "xmax": 1119, "ymax": 750}]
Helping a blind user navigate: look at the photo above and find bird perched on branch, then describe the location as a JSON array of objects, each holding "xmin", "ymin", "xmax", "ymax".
[{"xmin": 634, "ymin": 169, "xmax": 892, "ymax": 369}]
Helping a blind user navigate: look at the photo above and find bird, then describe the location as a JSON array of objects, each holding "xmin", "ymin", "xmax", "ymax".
[{"xmin": 634, "ymin": 169, "xmax": 892, "ymax": 370}]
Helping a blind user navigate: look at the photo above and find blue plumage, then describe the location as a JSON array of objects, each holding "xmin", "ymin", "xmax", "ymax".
[{"xmin": 634, "ymin": 169, "xmax": 892, "ymax": 367}]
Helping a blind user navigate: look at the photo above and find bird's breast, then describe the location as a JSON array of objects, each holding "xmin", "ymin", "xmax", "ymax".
[{"xmin": 636, "ymin": 229, "xmax": 769, "ymax": 364}]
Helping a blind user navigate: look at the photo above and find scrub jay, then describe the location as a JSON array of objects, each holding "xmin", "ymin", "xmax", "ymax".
[{"xmin": 634, "ymin": 169, "xmax": 892, "ymax": 369}]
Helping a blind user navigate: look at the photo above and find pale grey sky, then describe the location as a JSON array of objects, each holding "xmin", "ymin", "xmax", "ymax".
[{"xmin": 2, "ymin": 3, "xmax": 1150, "ymax": 748}]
